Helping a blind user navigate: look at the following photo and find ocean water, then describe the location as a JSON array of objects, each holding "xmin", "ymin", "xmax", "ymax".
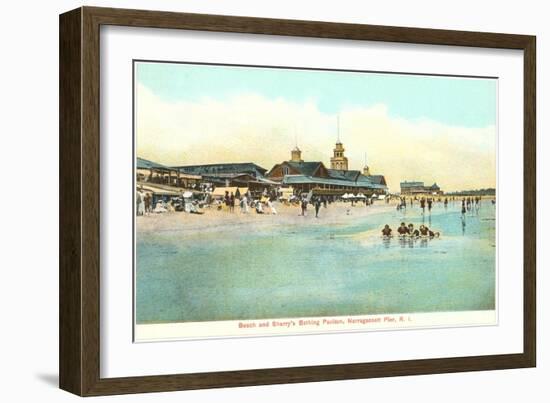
[{"xmin": 136, "ymin": 202, "xmax": 496, "ymax": 324}]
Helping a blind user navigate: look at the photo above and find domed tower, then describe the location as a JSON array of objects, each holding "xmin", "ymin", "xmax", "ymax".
[
  {"xmin": 331, "ymin": 141, "xmax": 348, "ymax": 170},
  {"xmin": 291, "ymin": 146, "xmax": 303, "ymax": 162},
  {"xmin": 330, "ymin": 116, "xmax": 348, "ymax": 170}
]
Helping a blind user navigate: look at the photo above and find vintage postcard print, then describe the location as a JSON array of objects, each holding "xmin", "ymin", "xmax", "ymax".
[{"xmin": 134, "ymin": 61, "xmax": 497, "ymax": 341}]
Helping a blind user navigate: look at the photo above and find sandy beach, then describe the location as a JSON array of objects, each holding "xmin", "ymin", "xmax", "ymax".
[{"xmin": 136, "ymin": 200, "xmax": 398, "ymax": 234}]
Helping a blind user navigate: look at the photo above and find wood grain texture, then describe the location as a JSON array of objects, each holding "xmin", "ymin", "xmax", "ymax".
[
  {"xmin": 85, "ymin": 6, "xmax": 532, "ymax": 49},
  {"xmin": 523, "ymin": 38, "xmax": 536, "ymax": 367},
  {"xmin": 59, "ymin": 7, "xmax": 83, "ymax": 396},
  {"xmin": 81, "ymin": 6, "xmax": 102, "ymax": 396},
  {"xmin": 59, "ymin": 6, "xmax": 537, "ymax": 396}
]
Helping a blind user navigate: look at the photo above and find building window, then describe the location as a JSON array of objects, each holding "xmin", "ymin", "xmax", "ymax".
[{"xmin": 283, "ymin": 166, "xmax": 289, "ymax": 175}]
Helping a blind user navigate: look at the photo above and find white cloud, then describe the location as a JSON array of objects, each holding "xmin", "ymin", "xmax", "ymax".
[{"xmin": 136, "ymin": 84, "xmax": 496, "ymax": 192}]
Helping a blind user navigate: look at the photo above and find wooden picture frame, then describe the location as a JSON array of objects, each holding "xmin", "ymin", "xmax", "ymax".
[{"xmin": 59, "ymin": 6, "xmax": 536, "ymax": 396}]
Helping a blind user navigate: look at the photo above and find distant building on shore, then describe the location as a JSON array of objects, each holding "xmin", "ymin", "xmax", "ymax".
[
  {"xmin": 137, "ymin": 157, "xmax": 201, "ymax": 188},
  {"xmin": 173, "ymin": 162, "xmax": 267, "ymax": 178},
  {"xmin": 266, "ymin": 139, "xmax": 387, "ymax": 196},
  {"xmin": 446, "ymin": 188, "xmax": 495, "ymax": 196},
  {"xmin": 400, "ymin": 181, "xmax": 443, "ymax": 195},
  {"xmin": 138, "ymin": 134, "xmax": 389, "ymax": 197},
  {"xmin": 172, "ymin": 162, "xmax": 277, "ymax": 190}
]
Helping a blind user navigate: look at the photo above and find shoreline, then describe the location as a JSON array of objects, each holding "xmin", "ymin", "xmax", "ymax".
[{"xmin": 136, "ymin": 201, "xmax": 397, "ymax": 234}]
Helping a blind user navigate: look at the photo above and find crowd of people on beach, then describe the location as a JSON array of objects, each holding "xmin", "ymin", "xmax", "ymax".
[
  {"xmin": 217, "ymin": 188, "xmax": 378, "ymax": 219},
  {"xmin": 136, "ymin": 187, "xmax": 206, "ymax": 215},
  {"xmin": 298, "ymin": 196, "xmax": 331, "ymax": 218},
  {"xmin": 219, "ymin": 190, "xmax": 279, "ymax": 215},
  {"xmin": 138, "ymin": 183, "xmax": 495, "ymax": 240},
  {"xmin": 460, "ymin": 196, "xmax": 484, "ymax": 216},
  {"xmin": 136, "ymin": 184, "xmax": 385, "ymax": 219},
  {"xmin": 380, "ymin": 195, "xmax": 496, "ymax": 239},
  {"xmin": 381, "ymin": 222, "xmax": 440, "ymax": 239},
  {"xmin": 136, "ymin": 190, "xmax": 162, "ymax": 215},
  {"xmin": 394, "ymin": 195, "xmax": 492, "ymax": 214},
  {"xmin": 396, "ymin": 196, "xmax": 444, "ymax": 212},
  {"xmin": 222, "ymin": 191, "xmax": 333, "ymax": 218}
]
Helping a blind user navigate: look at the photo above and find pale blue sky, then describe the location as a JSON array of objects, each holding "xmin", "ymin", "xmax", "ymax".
[{"xmin": 136, "ymin": 61, "xmax": 497, "ymax": 128}]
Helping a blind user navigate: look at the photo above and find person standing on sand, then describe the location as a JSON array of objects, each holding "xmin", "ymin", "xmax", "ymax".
[
  {"xmin": 144, "ymin": 192, "xmax": 151, "ymax": 215},
  {"xmin": 314, "ymin": 197, "xmax": 321, "ymax": 218},
  {"xmin": 224, "ymin": 191, "xmax": 230, "ymax": 210},
  {"xmin": 241, "ymin": 195, "xmax": 249, "ymax": 213},
  {"xmin": 267, "ymin": 198, "xmax": 277, "ymax": 215},
  {"xmin": 229, "ymin": 192, "xmax": 235, "ymax": 213},
  {"xmin": 136, "ymin": 190, "xmax": 143, "ymax": 216},
  {"xmin": 239, "ymin": 196, "xmax": 245, "ymax": 213},
  {"xmin": 300, "ymin": 197, "xmax": 308, "ymax": 216}
]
